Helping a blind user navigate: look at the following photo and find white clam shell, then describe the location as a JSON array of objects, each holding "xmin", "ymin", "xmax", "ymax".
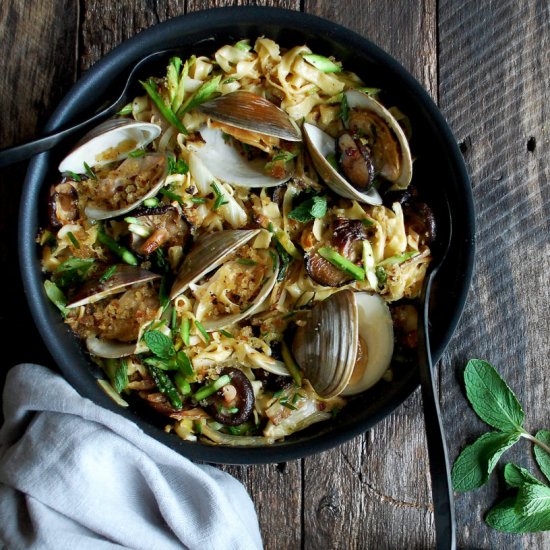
[
  {"xmin": 303, "ymin": 122, "xmax": 383, "ymax": 206},
  {"xmin": 341, "ymin": 293, "xmax": 394, "ymax": 396},
  {"xmin": 189, "ymin": 125, "xmax": 292, "ymax": 188},
  {"xmin": 58, "ymin": 119, "xmax": 161, "ymax": 174},
  {"xmin": 83, "ymin": 152, "xmax": 169, "ymax": 220},
  {"xmin": 292, "ymin": 290, "xmax": 394, "ymax": 398},
  {"xmin": 170, "ymin": 229, "xmax": 261, "ymax": 300}
]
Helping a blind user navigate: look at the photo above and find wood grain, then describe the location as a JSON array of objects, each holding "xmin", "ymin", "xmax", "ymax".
[
  {"xmin": 438, "ymin": 1, "xmax": 550, "ymax": 548},
  {"xmin": 1, "ymin": 1, "xmax": 549, "ymax": 549}
]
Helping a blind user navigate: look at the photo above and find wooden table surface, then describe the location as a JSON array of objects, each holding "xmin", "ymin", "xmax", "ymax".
[{"xmin": 1, "ymin": 1, "xmax": 548, "ymax": 548}]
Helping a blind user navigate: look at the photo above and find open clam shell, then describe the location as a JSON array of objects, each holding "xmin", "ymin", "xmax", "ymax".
[
  {"xmin": 292, "ymin": 289, "xmax": 358, "ymax": 398},
  {"xmin": 83, "ymin": 152, "xmax": 169, "ymax": 220},
  {"xmin": 197, "ymin": 91, "xmax": 302, "ymax": 142},
  {"xmin": 170, "ymin": 229, "xmax": 261, "ymax": 300},
  {"xmin": 189, "ymin": 125, "xmax": 293, "ymax": 188},
  {"xmin": 58, "ymin": 119, "xmax": 161, "ymax": 174},
  {"xmin": 199, "ymin": 251, "xmax": 279, "ymax": 331},
  {"xmin": 292, "ymin": 290, "xmax": 394, "ymax": 398},
  {"xmin": 303, "ymin": 90, "xmax": 413, "ymax": 204},
  {"xmin": 67, "ymin": 265, "xmax": 160, "ymax": 308}
]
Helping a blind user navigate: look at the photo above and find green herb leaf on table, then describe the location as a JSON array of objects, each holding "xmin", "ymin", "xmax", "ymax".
[
  {"xmin": 504, "ymin": 463, "xmax": 546, "ymax": 488},
  {"xmin": 451, "ymin": 431, "xmax": 521, "ymax": 492},
  {"xmin": 486, "ymin": 497, "xmax": 550, "ymax": 533},
  {"xmin": 144, "ymin": 330, "xmax": 176, "ymax": 359},
  {"xmin": 516, "ymin": 483, "xmax": 550, "ymax": 516},
  {"xmin": 534, "ymin": 430, "xmax": 550, "ymax": 482},
  {"xmin": 464, "ymin": 358, "xmax": 525, "ymax": 432}
]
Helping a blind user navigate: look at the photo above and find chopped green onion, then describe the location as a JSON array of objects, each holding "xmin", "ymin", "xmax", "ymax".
[
  {"xmin": 193, "ymin": 374, "xmax": 232, "ymax": 402},
  {"xmin": 117, "ymin": 103, "xmax": 133, "ymax": 116},
  {"xmin": 127, "ymin": 223, "xmax": 152, "ymax": 238},
  {"xmin": 124, "ymin": 216, "xmax": 140, "ymax": 224},
  {"xmin": 210, "ymin": 182, "xmax": 228, "ymax": 211},
  {"xmin": 168, "ymin": 156, "xmax": 189, "ymax": 175},
  {"xmin": 140, "ymin": 78, "xmax": 188, "ymax": 135},
  {"xmin": 44, "ymin": 280, "xmax": 69, "ymax": 317},
  {"xmin": 318, "ymin": 247, "xmax": 365, "ymax": 281},
  {"xmin": 83, "ymin": 162, "xmax": 97, "ymax": 180},
  {"xmin": 177, "ymin": 75, "xmax": 222, "ymax": 117},
  {"xmin": 65, "ymin": 171, "xmax": 81, "ymax": 182},
  {"xmin": 375, "ymin": 266, "xmax": 387, "ymax": 284},
  {"xmin": 174, "ymin": 372, "xmax": 191, "ymax": 395},
  {"xmin": 237, "ymin": 258, "xmax": 257, "ymax": 266},
  {"xmin": 340, "ymin": 92, "xmax": 349, "ymax": 125},
  {"xmin": 180, "ymin": 318, "xmax": 191, "ymax": 346},
  {"xmin": 303, "ymin": 54, "xmax": 342, "ymax": 73},
  {"xmin": 281, "ymin": 341, "xmax": 303, "ymax": 386},
  {"xmin": 144, "ymin": 357, "xmax": 177, "ymax": 371},
  {"xmin": 128, "ymin": 149, "xmax": 146, "ymax": 158},
  {"xmin": 159, "ymin": 187, "xmax": 184, "ymax": 205},
  {"xmin": 99, "ymin": 265, "xmax": 117, "ymax": 283},
  {"xmin": 234, "ymin": 39, "xmax": 252, "ymax": 51},
  {"xmin": 97, "ymin": 229, "xmax": 138, "ymax": 266},
  {"xmin": 67, "ymin": 231, "xmax": 80, "ymax": 249},
  {"xmin": 377, "ymin": 250, "xmax": 420, "ymax": 267},
  {"xmin": 279, "ymin": 399, "xmax": 297, "ymax": 410},
  {"xmin": 194, "ymin": 320, "xmax": 211, "ymax": 344},
  {"xmin": 219, "ymin": 330, "xmax": 234, "ymax": 339},
  {"xmin": 190, "ymin": 197, "xmax": 207, "ymax": 204},
  {"xmin": 170, "ymin": 307, "xmax": 178, "ymax": 331},
  {"xmin": 274, "ymin": 229, "xmax": 301, "ymax": 260},
  {"xmin": 143, "ymin": 197, "xmax": 159, "ymax": 208},
  {"xmin": 272, "ymin": 388, "xmax": 285, "ymax": 398},
  {"xmin": 356, "ymin": 86, "xmax": 381, "ymax": 97},
  {"xmin": 176, "ymin": 350, "xmax": 194, "ymax": 377},
  {"xmin": 362, "ymin": 240, "xmax": 378, "ymax": 289}
]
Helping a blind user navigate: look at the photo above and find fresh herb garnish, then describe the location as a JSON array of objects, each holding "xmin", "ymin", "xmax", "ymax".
[
  {"xmin": 234, "ymin": 39, "xmax": 252, "ymax": 52},
  {"xmin": 97, "ymin": 228, "xmax": 138, "ymax": 266},
  {"xmin": 65, "ymin": 171, "xmax": 81, "ymax": 182},
  {"xmin": 375, "ymin": 266, "xmax": 387, "ymax": 284},
  {"xmin": 452, "ymin": 359, "xmax": 550, "ymax": 533},
  {"xmin": 176, "ymin": 350, "xmax": 194, "ymax": 377},
  {"xmin": 117, "ymin": 103, "xmax": 133, "ymax": 116},
  {"xmin": 83, "ymin": 162, "xmax": 97, "ymax": 180},
  {"xmin": 193, "ymin": 374, "xmax": 231, "ymax": 402},
  {"xmin": 140, "ymin": 78, "xmax": 188, "ymax": 135},
  {"xmin": 318, "ymin": 247, "xmax": 365, "ymax": 281},
  {"xmin": 159, "ymin": 187, "xmax": 184, "ymax": 205},
  {"xmin": 210, "ymin": 181, "xmax": 229, "ymax": 211},
  {"xmin": 220, "ymin": 329, "xmax": 234, "ymax": 339},
  {"xmin": 99, "ymin": 264, "xmax": 117, "ymax": 283},
  {"xmin": 143, "ymin": 197, "xmax": 159, "ymax": 208},
  {"xmin": 288, "ymin": 195, "xmax": 327, "ymax": 223},
  {"xmin": 44, "ymin": 280, "xmax": 69, "ymax": 317},
  {"xmin": 340, "ymin": 92, "xmax": 349, "ymax": 125},
  {"xmin": 148, "ymin": 364, "xmax": 182, "ymax": 409},
  {"xmin": 168, "ymin": 156, "xmax": 189, "ymax": 175},
  {"xmin": 54, "ymin": 257, "xmax": 95, "ymax": 287},
  {"xmin": 194, "ymin": 320, "xmax": 211, "ymax": 344},
  {"xmin": 67, "ymin": 231, "xmax": 80, "ymax": 249},
  {"xmin": 176, "ymin": 75, "xmax": 222, "ymax": 117},
  {"xmin": 143, "ymin": 329, "xmax": 176, "ymax": 360},
  {"xmin": 237, "ymin": 258, "xmax": 257, "ymax": 266},
  {"xmin": 180, "ymin": 318, "xmax": 191, "ymax": 346},
  {"xmin": 190, "ymin": 197, "xmax": 207, "ymax": 204},
  {"xmin": 302, "ymin": 53, "xmax": 342, "ymax": 73}
]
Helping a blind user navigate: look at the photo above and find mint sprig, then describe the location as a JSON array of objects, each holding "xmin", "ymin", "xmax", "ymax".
[
  {"xmin": 453, "ymin": 359, "xmax": 550, "ymax": 533},
  {"xmin": 288, "ymin": 195, "xmax": 327, "ymax": 223},
  {"xmin": 143, "ymin": 329, "xmax": 176, "ymax": 360}
]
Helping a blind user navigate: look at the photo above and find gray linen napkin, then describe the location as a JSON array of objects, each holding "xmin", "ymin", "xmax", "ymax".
[{"xmin": 0, "ymin": 364, "xmax": 263, "ymax": 550}]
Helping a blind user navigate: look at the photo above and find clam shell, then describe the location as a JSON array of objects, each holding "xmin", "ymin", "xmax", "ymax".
[
  {"xmin": 200, "ymin": 252, "xmax": 279, "ymax": 331},
  {"xmin": 345, "ymin": 90, "xmax": 412, "ymax": 190},
  {"xmin": 170, "ymin": 229, "xmax": 261, "ymax": 300},
  {"xmin": 67, "ymin": 265, "xmax": 160, "ymax": 308},
  {"xmin": 198, "ymin": 91, "xmax": 302, "ymax": 142},
  {"xmin": 303, "ymin": 122, "xmax": 383, "ymax": 206},
  {"xmin": 292, "ymin": 289, "xmax": 358, "ymax": 398},
  {"xmin": 58, "ymin": 119, "xmax": 161, "ymax": 174},
  {"xmin": 84, "ymin": 152, "xmax": 169, "ymax": 220},
  {"xmin": 189, "ymin": 126, "xmax": 292, "ymax": 188},
  {"xmin": 341, "ymin": 293, "xmax": 394, "ymax": 396}
]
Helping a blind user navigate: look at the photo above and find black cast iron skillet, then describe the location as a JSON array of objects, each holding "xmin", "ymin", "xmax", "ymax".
[{"xmin": 19, "ymin": 7, "xmax": 475, "ymax": 464}]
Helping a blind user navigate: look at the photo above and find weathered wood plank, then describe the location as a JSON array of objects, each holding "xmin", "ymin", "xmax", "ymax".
[
  {"xmin": 301, "ymin": 2, "xmax": 438, "ymax": 548},
  {"xmin": 439, "ymin": 1, "xmax": 550, "ymax": 548},
  {"xmin": 0, "ymin": 0, "xmax": 79, "ymax": 376}
]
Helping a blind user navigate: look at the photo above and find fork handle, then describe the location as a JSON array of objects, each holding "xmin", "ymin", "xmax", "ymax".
[{"xmin": 418, "ymin": 272, "xmax": 457, "ymax": 550}]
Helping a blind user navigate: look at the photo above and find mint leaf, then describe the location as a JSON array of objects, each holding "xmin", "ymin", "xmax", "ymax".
[
  {"xmin": 534, "ymin": 430, "xmax": 550, "ymax": 483},
  {"xmin": 516, "ymin": 484, "xmax": 550, "ymax": 516},
  {"xmin": 452, "ymin": 431, "xmax": 521, "ymax": 491},
  {"xmin": 464, "ymin": 359, "xmax": 525, "ymax": 432},
  {"xmin": 486, "ymin": 497, "xmax": 550, "ymax": 533},
  {"xmin": 144, "ymin": 330, "xmax": 175, "ymax": 359},
  {"xmin": 113, "ymin": 359, "xmax": 128, "ymax": 394},
  {"xmin": 504, "ymin": 463, "xmax": 546, "ymax": 488},
  {"xmin": 288, "ymin": 195, "xmax": 327, "ymax": 223},
  {"xmin": 44, "ymin": 280, "xmax": 69, "ymax": 317}
]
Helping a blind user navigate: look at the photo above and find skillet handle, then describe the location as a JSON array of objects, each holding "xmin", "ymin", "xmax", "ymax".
[{"xmin": 418, "ymin": 271, "xmax": 457, "ymax": 550}]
